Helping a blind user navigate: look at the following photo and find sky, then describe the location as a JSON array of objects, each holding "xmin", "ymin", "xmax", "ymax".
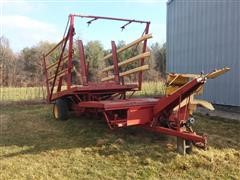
[{"xmin": 1, "ymin": 0, "xmax": 167, "ymax": 52}]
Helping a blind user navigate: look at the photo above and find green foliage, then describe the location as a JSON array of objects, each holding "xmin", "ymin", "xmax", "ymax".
[
  {"xmin": 151, "ymin": 42, "xmax": 166, "ymax": 77},
  {"xmin": 18, "ymin": 41, "xmax": 56, "ymax": 86},
  {"xmin": 21, "ymin": 47, "xmax": 38, "ymax": 73},
  {"xmin": 0, "ymin": 37, "xmax": 56, "ymax": 87},
  {"xmin": 85, "ymin": 41, "xmax": 104, "ymax": 81}
]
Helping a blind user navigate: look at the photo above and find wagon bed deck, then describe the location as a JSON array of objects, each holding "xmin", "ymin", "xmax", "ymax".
[
  {"xmin": 51, "ymin": 83, "xmax": 138, "ymax": 100},
  {"xmin": 78, "ymin": 98, "xmax": 160, "ymax": 110}
]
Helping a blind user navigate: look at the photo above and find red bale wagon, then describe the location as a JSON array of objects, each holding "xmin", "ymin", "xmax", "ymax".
[{"xmin": 43, "ymin": 14, "xmax": 229, "ymax": 154}]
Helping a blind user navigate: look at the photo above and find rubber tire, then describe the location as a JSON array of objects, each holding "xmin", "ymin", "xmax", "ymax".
[{"xmin": 53, "ymin": 99, "xmax": 69, "ymax": 121}]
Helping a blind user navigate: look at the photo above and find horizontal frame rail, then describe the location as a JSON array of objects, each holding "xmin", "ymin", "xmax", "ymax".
[
  {"xmin": 46, "ymin": 54, "xmax": 69, "ymax": 70},
  {"xmin": 44, "ymin": 37, "xmax": 67, "ymax": 57},
  {"xmin": 101, "ymin": 52, "xmax": 150, "ymax": 72},
  {"xmin": 71, "ymin": 14, "xmax": 150, "ymax": 24},
  {"xmin": 101, "ymin": 64, "xmax": 149, "ymax": 81},
  {"xmin": 101, "ymin": 34, "xmax": 152, "ymax": 61},
  {"xmin": 48, "ymin": 68, "xmax": 68, "ymax": 81}
]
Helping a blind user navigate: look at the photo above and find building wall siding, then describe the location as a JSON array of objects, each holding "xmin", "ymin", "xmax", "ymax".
[{"xmin": 167, "ymin": 0, "xmax": 240, "ymax": 106}]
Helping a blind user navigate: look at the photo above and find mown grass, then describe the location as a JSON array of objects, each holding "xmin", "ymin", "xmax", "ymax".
[
  {"xmin": 135, "ymin": 81, "xmax": 166, "ymax": 97},
  {"xmin": 0, "ymin": 104, "xmax": 239, "ymax": 179},
  {"xmin": 0, "ymin": 82, "xmax": 166, "ymax": 102},
  {"xmin": 0, "ymin": 87, "xmax": 45, "ymax": 101}
]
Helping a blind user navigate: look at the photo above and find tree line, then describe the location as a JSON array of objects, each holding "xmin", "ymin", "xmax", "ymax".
[{"xmin": 0, "ymin": 36, "xmax": 166, "ymax": 87}]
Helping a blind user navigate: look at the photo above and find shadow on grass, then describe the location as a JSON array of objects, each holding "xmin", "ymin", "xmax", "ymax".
[
  {"xmin": 194, "ymin": 113, "xmax": 240, "ymax": 150},
  {"xmin": 0, "ymin": 104, "xmax": 239, "ymax": 160},
  {"xmin": 0, "ymin": 104, "xmax": 178, "ymax": 161}
]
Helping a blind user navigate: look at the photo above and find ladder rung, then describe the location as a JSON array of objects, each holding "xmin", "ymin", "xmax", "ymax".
[
  {"xmin": 46, "ymin": 55, "xmax": 68, "ymax": 70},
  {"xmin": 48, "ymin": 69, "xmax": 68, "ymax": 81},
  {"xmin": 101, "ymin": 64, "xmax": 149, "ymax": 81},
  {"xmin": 101, "ymin": 52, "xmax": 150, "ymax": 72}
]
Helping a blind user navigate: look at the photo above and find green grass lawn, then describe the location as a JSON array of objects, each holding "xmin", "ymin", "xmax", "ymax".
[
  {"xmin": 135, "ymin": 81, "xmax": 166, "ymax": 97},
  {"xmin": 0, "ymin": 82, "xmax": 165, "ymax": 102},
  {"xmin": 0, "ymin": 87, "xmax": 45, "ymax": 101},
  {"xmin": 0, "ymin": 104, "xmax": 239, "ymax": 179}
]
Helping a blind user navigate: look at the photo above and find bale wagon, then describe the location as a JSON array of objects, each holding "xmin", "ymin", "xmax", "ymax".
[{"xmin": 42, "ymin": 14, "xmax": 229, "ymax": 154}]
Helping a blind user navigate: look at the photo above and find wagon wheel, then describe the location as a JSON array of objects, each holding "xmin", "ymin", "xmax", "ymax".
[{"xmin": 53, "ymin": 98, "xmax": 69, "ymax": 121}]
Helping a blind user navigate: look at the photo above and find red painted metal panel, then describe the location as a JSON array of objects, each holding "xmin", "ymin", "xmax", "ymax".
[
  {"xmin": 169, "ymin": 106, "xmax": 189, "ymax": 122},
  {"xmin": 78, "ymin": 98, "xmax": 158, "ymax": 111},
  {"xmin": 127, "ymin": 106, "xmax": 153, "ymax": 126},
  {"xmin": 78, "ymin": 101, "xmax": 105, "ymax": 109},
  {"xmin": 153, "ymin": 78, "xmax": 205, "ymax": 117},
  {"xmin": 138, "ymin": 22, "xmax": 150, "ymax": 90}
]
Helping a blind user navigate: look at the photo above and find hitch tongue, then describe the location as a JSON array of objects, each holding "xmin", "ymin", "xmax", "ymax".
[{"xmin": 193, "ymin": 134, "xmax": 208, "ymax": 150}]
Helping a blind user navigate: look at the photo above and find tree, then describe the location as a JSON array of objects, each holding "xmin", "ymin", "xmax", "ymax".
[
  {"xmin": 18, "ymin": 41, "xmax": 56, "ymax": 86},
  {"xmin": 151, "ymin": 42, "xmax": 166, "ymax": 77},
  {"xmin": 0, "ymin": 36, "xmax": 16, "ymax": 86},
  {"xmin": 0, "ymin": 35, "xmax": 167, "ymax": 87},
  {"xmin": 84, "ymin": 41, "xmax": 104, "ymax": 81}
]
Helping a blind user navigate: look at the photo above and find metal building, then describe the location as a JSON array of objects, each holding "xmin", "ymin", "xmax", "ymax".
[{"xmin": 166, "ymin": 0, "xmax": 240, "ymax": 106}]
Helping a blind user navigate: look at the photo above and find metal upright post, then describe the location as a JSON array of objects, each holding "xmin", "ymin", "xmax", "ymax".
[
  {"xmin": 67, "ymin": 15, "xmax": 74, "ymax": 90},
  {"xmin": 111, "ymin": 41, "xmax": 120, "ymax": 84},
  {"xmin": 138, "ymin": 22, "xmax": 150, "ymax": 90}
]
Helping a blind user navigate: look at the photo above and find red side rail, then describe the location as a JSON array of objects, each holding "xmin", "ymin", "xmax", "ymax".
[
  {"xmin": 144, "ymin": 126, "xmax": 207, "ymax": 144},
  {"xmin": 148, "ymin": 77, "xmax": 207, "ymax": 147},
  {"xmin": 42, "ymin": 34, "xmax": 69, "ymax": 102}
]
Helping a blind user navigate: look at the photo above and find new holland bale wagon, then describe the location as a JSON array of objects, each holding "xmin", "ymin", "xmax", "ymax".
[{"xmin": 42, "ymin": 14, "xmax": 229, "ymax": 154}]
